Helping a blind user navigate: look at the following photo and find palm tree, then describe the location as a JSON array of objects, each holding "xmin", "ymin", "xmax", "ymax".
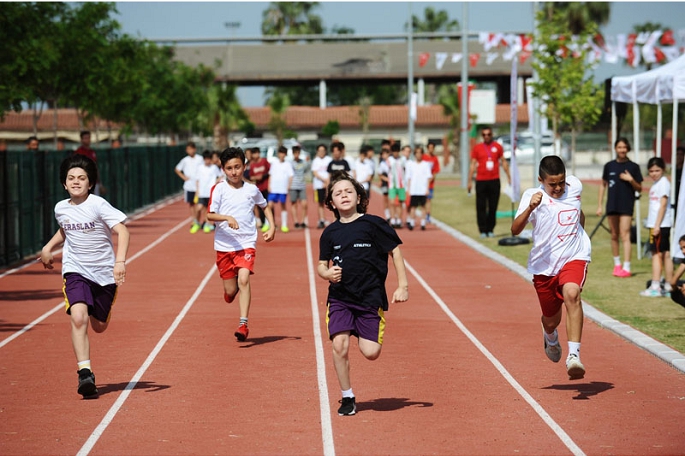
[
  {"xmin": 406, "ymin": 7, "xmax": 460, "ymax": 36},
  {"xmin": 261, "ymin": 2, "xmax": 323, "ymax": 38},
  {"xmin": 437, "ymin": 84, "xmax": 461, "ymax": 171},
  {"xmin": 544, "ymin": 2, "xmax": 610, "ymax": 35},
  {"xmin": 266, "ymin": 89, "xmax": 290, "ymax": 146},
  {"xmin": 207, "ymin": 83, "xmax": 247, "ymax": 150}
]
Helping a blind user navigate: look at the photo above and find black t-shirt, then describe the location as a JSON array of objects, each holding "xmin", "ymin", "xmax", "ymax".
[
  {"xmin": 602, "ymin": 159, "xmax": 643, "ymax": 215},
  {"xmin": 327, "ymin": 159, "xmax": 351, "ymax": 174},
  {"xmin": 319, "ymin": 214, "xmax": 402, "ymax": 311}
]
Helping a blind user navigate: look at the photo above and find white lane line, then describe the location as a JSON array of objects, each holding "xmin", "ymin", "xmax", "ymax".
[
  {"xmin": 0, "ymin": 217, "xmax": 191, "ymax": 350},
  {"xmin": 304, "ymin": 228, "xmax": 336, "ymax": 456},
  {"xmin": 404, "ymin": 260, "xmax": 586, "ymax": 456},
  {"xmin": 77, "ymin": 264, "xmax": 216, "ymax": 456}
]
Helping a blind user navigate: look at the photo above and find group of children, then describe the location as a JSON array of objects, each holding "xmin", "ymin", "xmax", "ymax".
[{"xmin": 50, "ymin": 138, "xmax": 682, "ymax": 417}]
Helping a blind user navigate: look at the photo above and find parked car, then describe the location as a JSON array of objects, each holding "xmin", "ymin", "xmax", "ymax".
[
  {"xmin": 496, "ymin": 133, "xmax": 570, "ymax": 164},
  {"xmin": 237, "ymin": 138, "xmax": 310, "ymax": 164}
]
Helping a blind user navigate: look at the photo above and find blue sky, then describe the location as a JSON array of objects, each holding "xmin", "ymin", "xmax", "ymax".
[{"xmin": 114, "ymin": 1, "xmax": 685, "ymax": 106}]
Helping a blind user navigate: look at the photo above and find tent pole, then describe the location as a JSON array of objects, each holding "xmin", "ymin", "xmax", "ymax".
[
  {"xmin": 611, "ymin": 101, "xmax": 617, "ymax": 160},
  {"xmin": 633, "ymin": 83, "xmax": 642, "ymax": 260},
  {"xmin": 671, "ymin": 98, "xmax": 680, "ymax": 250}
]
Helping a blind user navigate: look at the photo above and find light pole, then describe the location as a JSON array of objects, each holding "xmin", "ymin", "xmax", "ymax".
[
  {"xmin": 460, "ymin": 2, "xmax": 469, "ymax": 188},
  {"xmin": 407, "ymin": 3, "xmax": 415, "ymax": 150}
]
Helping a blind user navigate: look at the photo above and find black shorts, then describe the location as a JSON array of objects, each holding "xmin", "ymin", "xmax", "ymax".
[
  {"xmin": 409, "ymin": 195, "xmax": 427, "ymax": 208},
  {"xmin": 198, "ymin": 197, "xmax": 210, "ymax": 207},
  {"xmin": 315, "ymin": 188, "xmax": 326, "ymax": 204},
  {"xmin": 184, "ymin": 191, "xmax": 196, "ymax": 204},
  {"xmin": 648, "ymin": 227, "xmax": 671, "ymax": 254}
]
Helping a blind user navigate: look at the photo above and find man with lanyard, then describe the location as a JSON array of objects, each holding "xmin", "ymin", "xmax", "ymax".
[{"xmin": 467, "ymin": 126, "xmax": 510, "ymax": 238}]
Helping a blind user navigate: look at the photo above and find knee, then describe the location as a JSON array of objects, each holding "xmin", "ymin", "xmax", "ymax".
[
  {"xmin": 91, "ymin": 319, "xmax": 108, "ymax": 333},
  {"xmin": 332, "ymin": 336, "xmax": 349, "ymax": 358},
  {"xmin": 563, "ymin": 286, "xmax": 582, "ymax": 308},
  {"xmin": 70, "ymin": 308, "xmax": 89, "ymax": 329},
  {"xmin": 237, "ymin": 275, "xmax": 250, "ymax": 290},
  {"xmin": 363, "ymin": 347, "xmax": 382, "ymax": 361}
]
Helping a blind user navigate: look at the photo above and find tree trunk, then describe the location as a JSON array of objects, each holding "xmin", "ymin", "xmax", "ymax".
[
  {"xmin": 571, "ymin": 126, "xmax": 577, "ymax": 176},
  {"xmin": 52, "ymin": 100, "xmax": 58, "ymax": 149}
]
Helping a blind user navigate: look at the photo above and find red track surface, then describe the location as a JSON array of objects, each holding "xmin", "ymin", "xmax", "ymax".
[{"xmin": 1, "ymin": 186, "xmax": 684, "ymax": 456}]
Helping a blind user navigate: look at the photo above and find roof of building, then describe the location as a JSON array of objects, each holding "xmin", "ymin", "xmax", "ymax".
[{"xmin": 0, "ymin": 108, "xmax": 114, "ymax": 133}]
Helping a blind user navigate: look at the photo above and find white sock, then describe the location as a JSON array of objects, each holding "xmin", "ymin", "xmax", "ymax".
[
  {"xmin": 421, "ymin": 218, "xmax": 426, "ymax": 227},
  {"xmin": 544, "ymin": 329, "xmax": 559, "ymax": 345},
  {"xmin": 568, "ymin": 342, "xmax": 581, "ymax": 358},
  {"xmin": 342, "ymin": 388, "xmax": 354, "ymax": 398},
  {"xmin": 281, "ymin": 212, "xmax": 288, "ymax": 227},
  {"xmin": 623, "ymin": 261, "xmax": 631, "ymax": 272},
  {"xmin": 613, "ymin": 256, "xmax": 621, "ymax": 267},
  {"xmin": 77, "ymin": 360, "xmax": 92, "ymax": 371},
  {"xmin": 384, "ymin": 208, "xmax": 391, "ymax": 219}
]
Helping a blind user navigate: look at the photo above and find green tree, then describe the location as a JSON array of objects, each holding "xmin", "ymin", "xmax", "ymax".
[
  {"xmin": 261, "ymin": 2, "xmax": 323, "ymax": 39},
  {"xmin": 543, "ymin": 2, "xmax": 611, "ymax": 34},
  {"xmin": 406, "ymin": 7, "xmax": 460, "ymax": 36},
  {"xmin": 531, "ymin": 9, "xmax": 604, "ymax": 173},
  {"xmin": 266, "ymin": 89, "xmax": 291, "ymax": 146},
  {"xmin": 437, "ymin": 84, "xmax": 461, "ymax": 172},
  {"xmin": 205, "ymin": 83, "xmax": 248, "ymax": 150}
]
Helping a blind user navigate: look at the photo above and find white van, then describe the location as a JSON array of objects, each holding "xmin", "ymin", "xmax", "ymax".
[{"xmin": 237, "ymin": 138, "xmax": 310, "ymax": 164}]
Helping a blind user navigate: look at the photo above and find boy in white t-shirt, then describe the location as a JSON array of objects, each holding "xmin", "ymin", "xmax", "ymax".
[
  {"xmin": 40, "ymin": 154, "xmax": 130, "ymax": 398},
  {"xmin": 267, "ymin": 146, "xmax": 294, "ymax": 233},
  {"xmin": 641, "ymin": 157, "xmax": 674, "ymax": 297},
  {"xmin": 196, "ymin": 150, "xmax": 223, "ymax": 233},
  {"xmin": 175, "ymin": 142, "xmax": 204, "ymax": 233},
  {"xmin": 311, "ymin": 144, "xmax": 332, "ymax": 229},
  {"xmin": 355, "ymin": 145, "xmax": 374, "ymax": 198},
  {"xmin": 512, "ymin": 156, "xmax": 591, "ymax": 381},
  {"xmin": 405, "ymin": 147, "xmax": 433, "ymax": 231},
  {"xmin": 207, "ymin": 147, "xmax": 276, "ymax": 342}
]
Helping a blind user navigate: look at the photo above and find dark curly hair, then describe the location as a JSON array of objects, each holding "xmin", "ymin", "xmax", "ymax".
[
  {"xmin": 219, "ymin": 147, "xmax": 246, "ymax": 166},
  {"xmin": 324, "ymin": 171, "xmax": 369, "ymax": 219},
  {"xmin": 60, "ymin": 154, "xmax": 98, "ymax": 191}
]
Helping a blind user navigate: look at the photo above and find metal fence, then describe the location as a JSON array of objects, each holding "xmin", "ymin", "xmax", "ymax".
[{"xmin": 0, "ymin": 144, "xmax": 186, "ymax": 268}]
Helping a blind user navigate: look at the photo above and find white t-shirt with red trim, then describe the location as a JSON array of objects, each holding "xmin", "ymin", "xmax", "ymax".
[
  {"xmin": 209, "ymin": 181, "xmax": 267, "ymax": 252},
  {"xmin": 647, "ymin": 176, "xmax": 672, "ymax": 228},
  {"xmin": 515, "ymin": 175, "xmax": 591, "ymax": 276}
]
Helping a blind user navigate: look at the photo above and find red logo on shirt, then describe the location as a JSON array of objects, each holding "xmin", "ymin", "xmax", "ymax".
[{"xmin": 557, "ymin": 209, "xmax": 578, "ymax": 226}]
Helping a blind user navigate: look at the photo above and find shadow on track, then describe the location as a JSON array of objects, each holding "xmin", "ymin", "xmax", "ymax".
[
  {"xmin": 238, "ymin": 335, "xmax": 302, "ymax": 348},
  {"xmin": 356, "ymin": 397, "xmax": 434, "ymax": 412},
  {"xmin": 0, "ymin": 319, "xmax": 32, "ymax": 333},
  {"xmin": 542, "ymin": 381, "xmax": 615, "ymax": 400},
  {"xmin": 0, "ymin": 289, "xmax": 64, "ymax": 301},
  {"xmin": 97, "ymin": 381, "xmax": 171, "ymax": 396}
]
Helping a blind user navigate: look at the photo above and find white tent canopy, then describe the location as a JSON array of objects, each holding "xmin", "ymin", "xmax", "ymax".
[
  {"xmin": 610, "ymin": 54, "xmax": 685, "ymax": 260},
  {"xmin": 611, "ymin": 53, "xmax": 685, "ymax": 104}
]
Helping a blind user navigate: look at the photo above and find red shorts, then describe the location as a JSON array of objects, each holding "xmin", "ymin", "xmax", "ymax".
[
  {"xmin": 532, "ymin": 260, "xmax": 588, "ymax": 318},
  {"xmin": 216, "ymin": 249, "xmax": 256, "ymax": 280}
]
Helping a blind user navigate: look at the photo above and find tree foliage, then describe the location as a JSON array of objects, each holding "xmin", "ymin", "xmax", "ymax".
[
  {"xmin": 261, "ymin": 2, "xmax": 323, "ymax": 39},
  {"xmin": 543, "ymin": 2, "xmax": 610, "ymax": 35},
  {"xmin": 406, "ymin": 7, "xmax": 460, "ymax": 35}
]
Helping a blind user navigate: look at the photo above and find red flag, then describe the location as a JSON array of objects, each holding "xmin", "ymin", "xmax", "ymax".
[
  {"xmin": 654, "ymin": 47, "xmax": 666, "ymax": 63},
  {"xmin": 469, "ymin": 53, "xmax": 481, "ymax": 67},
  {"xmin": 418, "ymin": 52, "xmax": 430, "ymax": 68},
  {"xmin": 519, "ymin": 51, "xmax": 531, "ymax": 64},
  {"xmin": 660, "ymin": 29, "xmax": 675, "ymax": 46},
  {"xmin": 520, "ymin": 34, "xmax": 533, "ymax": 51}
]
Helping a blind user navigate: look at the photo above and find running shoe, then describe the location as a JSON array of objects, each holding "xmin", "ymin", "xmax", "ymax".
[
  {"xmin": 613, "ymin": 265, "xmax": 631, "ymax": 277},
  {"xmin": 261, "ymin": 224, "xmax": 270, "ymax": 233},
  {"xmin": 281, "ymin": 226, "xmax": 290, "ymax": 233},
  {"xmin": 77, "ymin": 368, "xmax": 98, "ymax": 398},
  {"xmin": 566, "ymin": 354, "xmax": 585, "ymax": 380},
  {"xmin": 317, "ymin": 220, "xmax": 326, "ymax": 229},
  {"xmin": 189, "ymin": 223, "xmax": 201, "ymax": 234},
  {"xmin": 542, "ymin": 327, "xmax": 562, "ymax": 363},
  {"xmin": 639, "ymin": 288, "xmax": 663, "ymax": 297},
  {"xmin": 337, "ymin": 397, "xmax": 356, "ymax": 416},
  {"xmin": 202, "ymin": 224, "xmax": 213, "ymax": 233},
  {"xmin": 235, "ymin": 323, "xmax": 249, "ymax": 342},
  {"xmin": 421, "ymin": 224, "xmax": 426, "ymax": 231},
  {"xmin": 294, "ymin": 223, "xmax": 301, "ymax": 228}
]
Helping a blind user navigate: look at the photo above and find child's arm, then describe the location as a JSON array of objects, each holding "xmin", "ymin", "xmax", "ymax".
[
  {"xmin": 389, "ymin": 246, "xmax": 409, "ymax": 303},
  {"xmin": 206, "ymin": 211, "xmax": 239, "ymax": 229},
  {"xmin": 511, "ymin": 191, "xmax": 542, "ymax": 236},
  {"xmin": 671, "ymin": 263, "xmax": 685, "ymax": 287},
  {"xmin": 596, "ymin": 181, "xmax": 606, "ymax": 216},
  {"xmin": 652, "ymin": 195, "xmax": 668, "ymax": 236},
  {"xmin": 111, "ymin": 223, "xmax": 130, "ymax": 286},
  {"xmin": 317, "ymin": 260, "xmax": 342, "ymax": 283},
  {"xmin": 40, "ymin": 229, "xmax": 65, "ymax": 269},
  {"xmin": 579, "ymin": 210, "xmax": 586, "ymax": 229},
  {"xmin": 262, "ymin": 204, "xmax": 276, "ymax": 242}
]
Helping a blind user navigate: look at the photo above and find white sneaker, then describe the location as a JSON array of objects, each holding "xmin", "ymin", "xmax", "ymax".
[
  {"xmin": 542, "ymin": 327, "xmax": 562, "ymax": 363},
  {"xmin": 566, "ymin": 354, "xmax": 585, "ymax": 380},
  {"xmin": 639, "ymin": 288, "xmax": 663, "ymax": 298}
]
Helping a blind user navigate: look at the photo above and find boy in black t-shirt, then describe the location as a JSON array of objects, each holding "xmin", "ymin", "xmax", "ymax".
[
  {"xmin": 326, "ymin": 142, "xmax": 351, "ymax": 174},
  {"xmin": 317, "ymin": 171, "xmax": 409, "ymax": 416}
]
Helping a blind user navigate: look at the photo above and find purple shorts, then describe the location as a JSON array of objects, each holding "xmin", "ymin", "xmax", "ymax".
[
  {"xmin": 63, "ymin": 273, "xmax": 118, "ymax": 323},
  {"xmin": 326, "ymin": 298, "xmax": 385, "ymax": 344}
]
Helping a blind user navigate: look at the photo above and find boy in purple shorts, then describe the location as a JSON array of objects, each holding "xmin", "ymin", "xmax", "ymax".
[
  {"xmin": 318, "ymin": 172, "xmax": 409, "ymax": 416},
  {"xmin": 41, "ymin": 155, "xmax": 130, "ymax": 398}
]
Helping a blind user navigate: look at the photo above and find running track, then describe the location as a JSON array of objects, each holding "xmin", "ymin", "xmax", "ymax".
[{"xmin": 1, "ymin": 187, "xmax": 684, "ymax": 456}]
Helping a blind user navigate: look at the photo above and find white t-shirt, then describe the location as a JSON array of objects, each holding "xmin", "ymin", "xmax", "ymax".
[
  {"xmin": 515, "ymin": 175, "xmax": 591, "ymax": 276},
  {"xmin": 176, "ymin": 154, "xmax": 204, "ymax": 192},
  {"xmin": 647, "ymin": 176, "xmax": 673, "ymax": 228},
  {"xmin": 311, "ymin": 155, "xmax": 332, "ymax": 190},
  {"xmin": 387, "ymin": 155, "xmax": 407, "ymax": 189},
  {"xmin": 55, "ymin": 194, "xmax": 127, "ymax": 286},
  {"xmin": 197, "ymin": 163, "xmax": 221, "ymax": 198},
  {"xmin": 209, "ymin": 181, "xmax": 267, "ymax": 252},
  {"xmin": 355, "ymin": 158, "xmax": 374, "ymax": 190},
  {"xmin": 406, "ymin": 160, "xmax": 433, "ymax": 196},
  {"xmin": 269, "ymin": 160, "xmax": 294, "ymax": 194}
]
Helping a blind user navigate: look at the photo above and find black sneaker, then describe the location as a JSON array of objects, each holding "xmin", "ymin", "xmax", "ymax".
[
  {"xmin": 77, "ymin": 368, "xmax": 98, "ymax": 398},
  {"xmin": 317, "ymin": 221, "xmax": 325, "ymax": 229},
  {"xmin": 408, "ymin": 223, "xmax": 414, "ymax": 231},
  {"xmin": 338, "ymin": 397, "xmax": 356, "ymax": 416}
]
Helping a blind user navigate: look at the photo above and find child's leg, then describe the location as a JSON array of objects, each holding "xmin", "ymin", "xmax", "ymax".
[
  {"xmin": 300, "ymin": 197, "xmax": 308, "ymax": 225},
  {"xmin": 223, "ymin": 276, "xmax": 238, "ymax": 303},
  {"xmin": 280, "ymin": 201, "xmax": 288, "ymax": 228},
  {"xmin": 664, "ymin": 250, "xmax": 674, "ymax": 283},
  {"xmin": 562, "ymin": 282, "xmax": 583, "ymax": 342},
  {"xmin": 608, "ymin": 215, "xmax": 620, "ymax": 258},
  {"xmin": 652, "ymin": 251, "xmax": 663, "ymax": 285},
  {"xmin": 618, "ymin": 215, "xmax": 633, "ymax": 269},
  {"xmin": 358, "ymin": 337, "xmax": 382, "ymax": 361},
  {"xmin": 70, "ymin": 303, "xmax": 91, "ymax": 363},
  {"xmin": 331, "ymin": 332, "xmax": 352, "ymax": 390},
  {"xmin": 236, "ymin": 268, "xmax": 251, "ymax": 319}
]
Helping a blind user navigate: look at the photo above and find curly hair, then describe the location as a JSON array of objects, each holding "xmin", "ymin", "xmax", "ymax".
[
  {"xmin": 324, "ymin": 171, "xmax": 369, "ymax": 219},
  {"xmin": 60, "ymin": 154, "xmax": 98, "ymax": 191}
]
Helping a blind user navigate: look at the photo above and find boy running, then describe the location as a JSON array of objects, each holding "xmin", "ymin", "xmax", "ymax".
[
  {"xmin": 311, "ymin": 144, "xmax": 332, "ymax": 229},
  {"xmin": 40, "ymin": 154, "xmax": 130, "ymax": 398},
  {"xmin": 175, "ymin": 142, "xmax": 204, "ymax": 233},
  {"xmin": 268, "ymin": 146, "xmax": 294, "ymax": 233},
  {"xmin": 511, "ymin": 156, "xmax": 591, "ymax": 380},
  {"xmin": 207, "ymin": 147, "xmax": 276, "ymax": 342},
  {"xmin": 289, "ymin": 145, "xmax": 310, "ymax": 228},
  {"xmin": 406, "ymin": 146, "xmax": 434, "ymax": 231}
]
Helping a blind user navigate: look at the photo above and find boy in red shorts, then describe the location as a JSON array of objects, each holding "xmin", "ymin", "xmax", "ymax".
[
  {"xmin": 511, "ymin": 156, "xmax": 591, "ymax": 380},
  {"xmin": 207, "ymin": 147, "xmax": 276, "ymax": 341}
]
